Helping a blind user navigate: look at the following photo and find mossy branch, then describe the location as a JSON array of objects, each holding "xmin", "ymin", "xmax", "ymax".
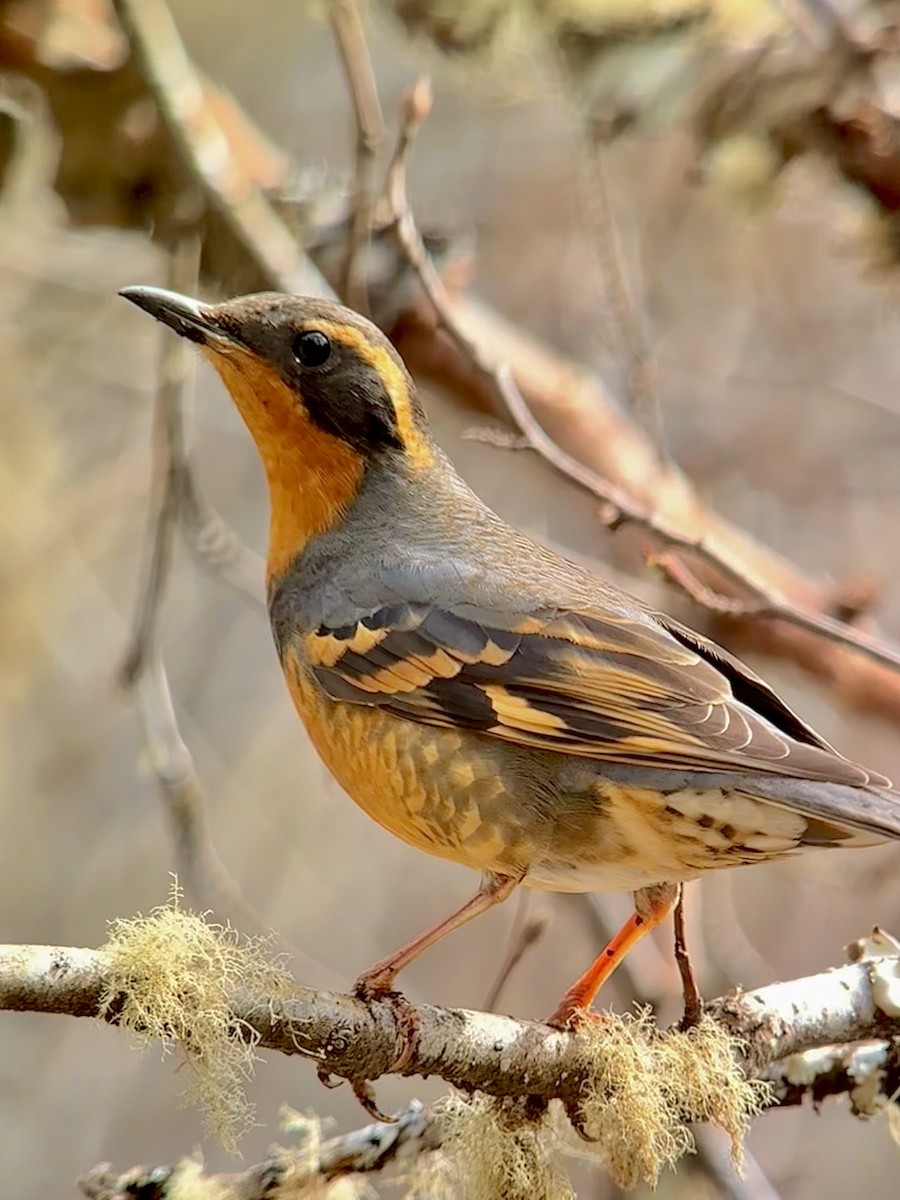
[
  {"xmin": 3, "ymin": 935, "xmax": 899, "ymax": 1102},
  {"xmin": 3, "ymin": 904, "xmax": 900, "ymax": 1194}
]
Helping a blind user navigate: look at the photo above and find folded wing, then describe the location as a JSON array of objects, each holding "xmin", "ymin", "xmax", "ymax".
[{"xmin": 302, "ymin": 599, "xmax": 898, "ymax": 838}]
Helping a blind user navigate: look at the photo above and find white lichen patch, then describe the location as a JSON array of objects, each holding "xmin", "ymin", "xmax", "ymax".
[
  {"xmin": 847, "ymin": 927, "xmax": 900, "ymax": 964},
  {"xmin": 784, "ymin": 1046, "xmax": 837, "ymax": 1088},
  {"xmin": 871, "ymin": 958, "xmax": 900, "ymax": 1019},
  {"xmin": 99, "ymin": 886, "xmax": 294, "ymax": 1150}
]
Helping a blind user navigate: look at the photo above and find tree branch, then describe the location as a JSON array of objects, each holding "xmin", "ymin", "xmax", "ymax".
[
  {"xmin": 329, "ymin": 0, "xmax": 385, "ymax": 314},
  {"xmin": 3, "ymin": 942, "xmax": 899, "ymax": 1107},
  {"xmin": 110, "ymin": 0, "xmax": 327, "ymax": 296},
  {"xmin": 764, "ymin": 1038, "xmax": 900, "ymax": 1113},
  {"xmin": 80, "ymin": 1101, "xmax": 440, "ymax": 1200}
]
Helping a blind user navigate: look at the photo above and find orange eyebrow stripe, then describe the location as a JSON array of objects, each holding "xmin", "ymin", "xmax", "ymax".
[{"xmin": 311, "ymin": 320, "xmax": 434, "ymax": 470}]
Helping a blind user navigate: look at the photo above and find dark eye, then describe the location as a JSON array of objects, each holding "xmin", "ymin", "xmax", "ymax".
[{"xmin": 293, "ymin": 330, "xmax": 332, "ymax": 368}]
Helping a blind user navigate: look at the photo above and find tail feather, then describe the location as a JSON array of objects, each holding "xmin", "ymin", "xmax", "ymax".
[{"xmin": 741, "ymin": 776, "xmax": 900, "ymax": 846}]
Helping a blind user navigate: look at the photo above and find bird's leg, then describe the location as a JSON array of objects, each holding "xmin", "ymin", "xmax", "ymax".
[
  {"xmin": 353, "ymin": 870, "xmax": 521, "ymax": 999},
  {"xmin": 673, "ymin": 883, "xmax": 703, "ymax": 1027},
  {"xmin": 546, "ymin": 881, "xmax": 679, "ymax": 1028}
]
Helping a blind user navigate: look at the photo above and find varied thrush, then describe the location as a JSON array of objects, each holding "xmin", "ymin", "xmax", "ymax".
[{"xmin": 121, "ymin": 286, "xmax": 900, "ymax": 1026}]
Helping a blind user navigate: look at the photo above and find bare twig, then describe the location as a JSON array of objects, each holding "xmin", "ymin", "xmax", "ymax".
[
  {"xmin": 129, "ymin": 652, "xmax": 293, "ymax": 955},
  {"xmin": 118, "ymin": 241, "xmax": 269, "ymax": 932},
  {"xmin": 647, "ymin": 551, "xmax": 770, "ymax": 621},
  {"xmin": 647, "ymin": 549, "xmax": 900, "ymax": 673},
  {"xmin": 180, "ymin": 471, "xmax": 265, "ymax": 606},
  {"xmin": 111, "ymin": 0, "xmax": 327, "ymax": 296},
  {"xmin": 329, "ymin": 0, "xmax": 385, "ymax": 313},
  {"xmin": 118, "ymin": 238, "xmax": 212, "ymax": 898},
  {"xmin": 120, "ymin": 235, "xmax": 200, "ymax": 687},
  {"xmin": 694, "ymin": 1125, "xmax": 793, "ymax": 1200},
  {"xmin": 483, "ymin": 892, "xmax": 550, "ymax": 1012},
  {"xmin": 120, "ymin": 258, "xmax": 338, "ymax": 982},
  {"xmin": 580, "ymin": 127, "xmax": 663, "ymax": 446},
  {"xmin": 390, "ymin": 286, "xmax": 900, "ymax": 726}
]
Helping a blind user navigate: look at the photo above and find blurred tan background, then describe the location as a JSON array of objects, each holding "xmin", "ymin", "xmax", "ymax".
[{"xmin": 2, "ymin": 2, "xmax": 900, "ymax": 1197}]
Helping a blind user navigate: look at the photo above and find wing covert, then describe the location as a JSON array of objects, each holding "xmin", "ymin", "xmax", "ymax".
[{"xmin": 302, "ymin": 601, "xmax": 888, "ymax": 789}]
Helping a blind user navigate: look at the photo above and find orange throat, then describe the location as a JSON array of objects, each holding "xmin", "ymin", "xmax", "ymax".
[{"xmin": 203, "ymin": 346, "xmax": 365, "ymax": 583}]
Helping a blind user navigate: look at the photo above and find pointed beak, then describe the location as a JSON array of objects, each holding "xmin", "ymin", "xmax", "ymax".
[{"xmin": 119, "ymin": 286, "xmax": 224, "ymax": 346}]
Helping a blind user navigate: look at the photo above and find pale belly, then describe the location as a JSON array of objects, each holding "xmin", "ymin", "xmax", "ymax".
[{"xmin": 285, "ymin": 658, "xmax": 806, "ymax": 891}]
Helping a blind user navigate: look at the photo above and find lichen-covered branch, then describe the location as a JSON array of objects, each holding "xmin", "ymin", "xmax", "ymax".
[
  {"xmin": 765, "ymin": 1039, "xmax": 900, "ymax": 1113},
  {"xmin": 3, "ymin": 929, "xmax": 896, "ymax": 1196},
  {"xmin": 3, "ymin": 940, "xmax": 898, "ymax": 1105}
]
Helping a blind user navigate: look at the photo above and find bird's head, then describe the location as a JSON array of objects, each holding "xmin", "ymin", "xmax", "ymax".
[{"xmin": 120, "ymin": 287, "xmax": 435, "ymax": 579}]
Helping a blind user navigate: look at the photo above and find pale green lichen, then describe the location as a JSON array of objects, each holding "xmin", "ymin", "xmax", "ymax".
[
  {"xmin": 99, "ymin": 885, "xmax": 294, "ymax": 1150},
  {"xmin": 407, "ymin": 1009, "xmax": 768, "ymax": 1195}
]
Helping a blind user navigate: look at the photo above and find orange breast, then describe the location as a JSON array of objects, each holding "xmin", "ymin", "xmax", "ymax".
[{"xmin": 282, "ymin": 650, "xmax": 527, "ymax": 875}]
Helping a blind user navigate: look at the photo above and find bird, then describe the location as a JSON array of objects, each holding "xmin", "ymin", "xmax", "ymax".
[{"xmin": 120, "ymin": 285, "xmax": 900, "ymax": 1027}]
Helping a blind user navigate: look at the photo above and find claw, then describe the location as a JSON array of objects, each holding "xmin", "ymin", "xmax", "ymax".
[
  {"xmin": 352, "ymin": 969, "xmax": 397, "ymax": 1003},
  {"xmin": 544, "ymin": 1004, "xmax": 610, "ymax": 1033},
  {"xmin": 565, "ymin": 1097, "xmax": 602, "ymax": 1143},
  {"xmin": 351, "ymin": 1077, "xmax": 397, "ymax": 1123},
  {"xmin": 352, "ymin": 968, "xmax": 421, "ymax": 1074}
]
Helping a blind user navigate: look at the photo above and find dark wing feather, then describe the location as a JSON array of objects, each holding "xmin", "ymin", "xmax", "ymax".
[{"xmin": 303, "ymin": 600, "xmax": 892, "ymax": 794}]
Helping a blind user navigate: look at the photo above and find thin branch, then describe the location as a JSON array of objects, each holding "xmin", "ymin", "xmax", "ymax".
[
  {"xmin": 329, "ymin": 0, "xmax": 385, "ymax": 313},
  {"xmin": 3, "ymin": 942, "xmax": 900, "ymax": 1109},
  {"xmin": 483, "ymin": 892, "xmax": 551, "ymax": 1012},
  {"xmin": 80, "ymin": 1101, "xmax": 441, "ymax": 1200},
  {"xmin": 495, "ymin": 379, "xmax": 900, "ymax": 676},
  {"xmin": 118, "ymin": 242, "xmax": 272, "ymax": 935},
  {"xmin": 180, "ymin": 471, "xmax": 265, "ymax": 606},
  {"xmin": 119, "ymin": 234, "xmax": 199, "ymax": 687},
  {"xmin": 111, "ymin": 0, "xmax": 327, "ymax": 295},
  {"xmin": 648, "ymin": 549, "xmax": 900, "ymax": 672},
  {"xmin": 580, "ymin": 126, "xmax": 664, "ymax": 448},
  {"xmin": 120, "ymin": 267, "xmax": 337, "ymax": 983},
  {"xmin": 694, "ymin": 1125, "xmax": 792, "ymax": 1200}
]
